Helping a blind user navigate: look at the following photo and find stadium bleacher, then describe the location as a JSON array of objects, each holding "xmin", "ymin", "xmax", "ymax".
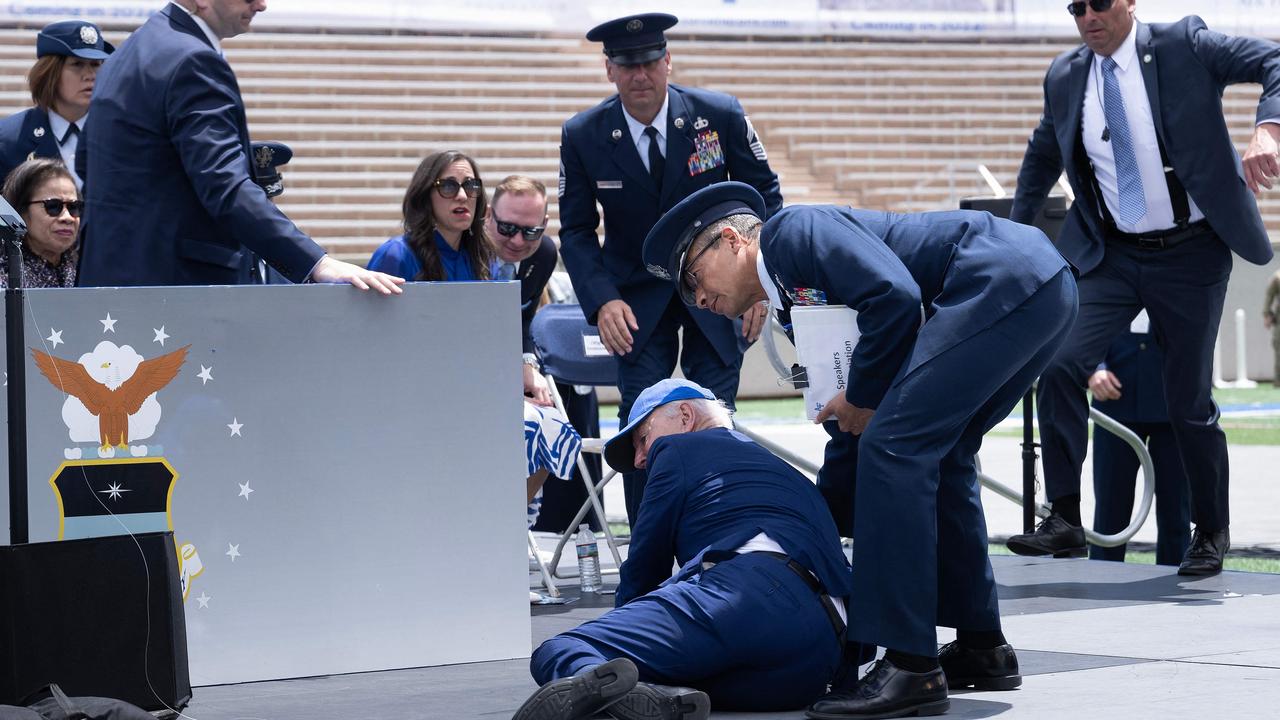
[{"xmin": 0, "ymin": 25, "xmax": 1274, "ymax": 265}]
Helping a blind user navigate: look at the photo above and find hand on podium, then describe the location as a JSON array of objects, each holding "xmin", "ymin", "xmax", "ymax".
[{"xmin": 310, "ymin": 255, "xmax": 405, "ymax": 295}]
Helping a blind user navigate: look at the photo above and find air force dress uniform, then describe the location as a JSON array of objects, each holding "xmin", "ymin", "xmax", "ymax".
[
  {"xmin": 79, "ymin": 3, "xmax": 325, "ymax": 287},
  {"xmin": 557, "ymin": 13, "xmax": 782, "ymax": 523},
  {"xmin": 642, "ymin": 183, "xmax": 1078, "ymax": 667},
  {"xmin": 530, "ymin": 380, "xmax": 849, "ymax": 712}
]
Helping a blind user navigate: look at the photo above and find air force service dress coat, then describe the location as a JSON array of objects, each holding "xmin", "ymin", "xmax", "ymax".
[
  {"xmin": 760, "ymin": 206, "xmax": 1078, "ymax": 656},
  {"xmin": 557, "ymin": 83, "xmax": 782, "ymax": 366},
  {"xmin": 530, "ymin": 427, "xmax": 847, "ymax": 710},
  {"xmin": 0, "ymin": 107, "xmax": 61, "ymax": 184},
  {"xmin": 79, "ymin": 4, "xmax": 325, "ymax": 287}
]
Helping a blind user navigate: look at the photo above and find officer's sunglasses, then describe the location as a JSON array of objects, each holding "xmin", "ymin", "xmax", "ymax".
[
  {"xmin": 30, "ymin": 198, "xmax": 84, "ymax": 218},
  {"xmin": 1067, "ymin": 0, "xmax": 1114, "ymax": 16},
  {"xmin": 433, "ymin": 177, "xmax": 484, "ymax": 199},
  {"xmin": 493, "ymin": 215, "xmax": 546, "ymax": 243}
]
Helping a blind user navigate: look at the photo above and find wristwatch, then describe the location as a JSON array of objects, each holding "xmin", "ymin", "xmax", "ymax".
[{"xmin": 522, "ymin": 353, "xmax": 541, "ymax": 368}]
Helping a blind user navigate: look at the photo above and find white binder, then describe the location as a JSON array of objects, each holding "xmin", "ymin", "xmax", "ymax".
[{"xmin": 790, "ymin": 305, "xmax": 860, "ymax": 421}]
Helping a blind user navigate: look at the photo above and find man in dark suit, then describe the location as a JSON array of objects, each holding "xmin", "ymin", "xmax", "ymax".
[
  {"xmin": 516, "ymin": 379, "xmax": 848, "ymax": 720},
  {"xmin": 79, "ymin": 1, "xmax": 401, "ymax": 292},
  {"xmin": 643, "ymin": 182, "xmax": 1077, "ymax": 719},
  {"xmin": 1006, "ymin": 0, "xmax": 1280, "ymax": 576},
  {"xmin": 558, "ymin": 12, "xmax": 783, "ymax": 526},
  {"xmin": 1088, "ymin": 317, "xmax": 1191, "ymax": 566}
]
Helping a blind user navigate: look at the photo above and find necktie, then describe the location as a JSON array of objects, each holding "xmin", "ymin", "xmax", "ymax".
[
  {"xmin": 1101, "ymin": 57, "xmax": 1147, "ymax": 225},
  {"xmin": 644, "ymin": 126, "xmax": 664, "ymax": 190},
  {"xmin": 61, "ymin": 123, "xmax": 79, "ymax": 145},
  {"xmin": 496, "ymin": 262, "xmax": 517, "ymax": 281}
]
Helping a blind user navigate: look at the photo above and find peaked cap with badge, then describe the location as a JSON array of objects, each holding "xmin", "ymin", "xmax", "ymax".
[
  {"xmin": 37, "ymin": 20, "xmax": 115, "ymax": 59},
  {"xmin": 586, "ymin": 12, "xmax": 677, "ymax": 66},
  {"xmin": 250, "ymin": 141, "xmax": 293, "ymax": 198}
]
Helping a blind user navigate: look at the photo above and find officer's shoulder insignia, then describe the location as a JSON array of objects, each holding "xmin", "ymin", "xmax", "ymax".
[
  {"xmin": 611, "ymin": 128, "xmax": 622, "ymax": 141},
  {"xmin": 693, "ymin": 116, "xmax": 709, "ymax": 130},
  {"xmin": 646, "ymin": 263, "xmax": 671, "ymax": 280},
  {"xmin": 674, "ymin": 117, "xmax": 685, "ymax": 129},
  {"xmin": 33, "ymin": 126, "xmax": 45, "ymax": 138},
  {"xmin": 793, "ymin": 288, "xmax": 827, "ymax": 306},
  {"xmin": 80, "ymin": 25, "xmax": 99, "ymax": 46}
]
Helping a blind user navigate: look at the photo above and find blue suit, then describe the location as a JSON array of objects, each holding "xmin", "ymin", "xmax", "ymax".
[
  {"xmin": 531, "ymin": 428, "xmax": 846, "ymax": 711},
  {"xmin": 558, "ymin": 83, "xmax": 782, "ymax": 523},
  {"xmin": 760, "ymin": 206, "xmax": 1077, "ymax": 656},
  {"xmin": 1090, "ymin": 333, "xmax": 1191, "ymax": 566},
  {"xmin": 0, "ymin": 108, "xmax": 61, "ymax": 184},
  {"xmin": 1011, "ymin": 17, "xmax": 1280, "ymax": 531},
  {"xmin": 79, "ymin": 4, "xmax": 324, "ymax": 286}
]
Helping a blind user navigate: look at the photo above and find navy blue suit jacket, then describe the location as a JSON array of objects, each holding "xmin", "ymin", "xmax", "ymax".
[
  {"xmin": 0, "ymin": 107, "xmax": 60, "ymax": 184},
  {"xmin": 761, "ymin": 207, "xmax": 1068, "ymax": 411},
  {"xmin": 558, "ymin": 83, "xmax": 782, "ymax": 364},
  {"xmin": 1092, "ymin": 332, "xmax": 1169, "ymax": 424},
  {"xmin": 615, "ymin": 427, "xmax": 851, "ymax": 607},
  {"xmin": 1011, "ymin": 17, "xmax": 1279, "ymax": 273},
  {"xmin": 79, "ymin": 4, "xmax": 324, "ymax": 286}
]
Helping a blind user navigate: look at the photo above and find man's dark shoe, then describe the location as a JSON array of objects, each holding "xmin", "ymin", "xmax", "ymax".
[
  {"xmin": 938, "ymin": 641, "xmax": 1021, "ymax": 691},
  {"xmin": 1178, "ymin": 527, "xmax": 1229, "ymax": 577},
  {"xmin": 805, "ymin": 659, "xmax": 948, "ymax": 720},
  {"xmin": 1005, "ymin": 512, "xmax": 1086, "ymax": 558},
  {"xmin": 513, "ymin": 657, "xmax": 639, "ymax": 720},
  {"xmin": 607, "ymin": 682, "xmax": 709, "ymax": 720}
]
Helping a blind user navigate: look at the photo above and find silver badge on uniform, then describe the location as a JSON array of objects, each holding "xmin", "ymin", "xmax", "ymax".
[
  {"xmin": 80, "ymin": 26, "xmax": 99, "ymax": 46},
  {"xmin": 611, "ymin": 129, "xmax": 623, "ymax": 140},
  {"xmin": 674, "ymin": 117, "xmax": 685, "ymax": 129},
  {"xmin": 33, "ymin": 126, "xmax": 45, "ymax": 138},
  {"xmin": 1143, "ymin": 53, "xmax": 1152, "ymax": 63},
  {"xmin": 646, "ymin": 263, "xmax": 671, "ymax": 280},
  {"xmin": 693, "ymin": 117, "xmax": 708, "ymax": 130}
]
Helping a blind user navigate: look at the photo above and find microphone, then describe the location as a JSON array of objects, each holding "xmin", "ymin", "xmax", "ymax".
[{"xmin": 1101, "ymin": 127, "xmax": 1111, "ymax": 142}]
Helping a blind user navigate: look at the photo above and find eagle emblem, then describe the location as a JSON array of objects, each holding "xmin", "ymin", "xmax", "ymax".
[
  {"xmin": 254, "ymin": 144, "xmax": 276, "ymax": 170},
  {"xmin": 79, "ymin": 25, "xmax": 99, "ymax": 46}
]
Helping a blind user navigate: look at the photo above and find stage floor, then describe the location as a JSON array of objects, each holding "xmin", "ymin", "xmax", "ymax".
[{"xmin": 185, "ymin": 550, "xmax": 1280, "ymax": 719}]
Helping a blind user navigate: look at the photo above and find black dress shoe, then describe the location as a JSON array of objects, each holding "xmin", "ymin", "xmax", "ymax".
[
  {"xmin": 938, "ymin": 641, "xmax": 1021, "ymax": 690},
  {"xmin": 513, "ymin": 657, "xmax": 639, "ymax": 720},
  {"xmin": 1006, "ymin": 512, "xmax": 1086, "ymax": 558},
  {"xmin": 1178, "ymin": 527, "xmax": 1230, "ymax": 576},
  {"xmin": 806, "ymin": 659, "xmax": 948, "ymax": 720},
  {"xmin": 608, "ymin": 682, "xmax": 710, "ymax": 720}
]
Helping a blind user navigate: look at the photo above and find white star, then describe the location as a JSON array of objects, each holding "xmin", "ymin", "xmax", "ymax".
[
  {"xmin": 46, "ymin": 329, "xmax": 63, "ymax": 348},
  {"xmin": 197, "ymin": 365, "xmax": 213, "ymax": 385},
  {"xmin": 226, "ymin": 543, "xmax": 241, "ymax": 562},
  {"xmin": 100, "ymin": 313, "xmax": 117, "ymax": 333},
  {"xmin": 153, "ymin": 326, "xmax": 169, "ymax": 346},
  {"xmin": 196, "ymin": 592, "xmax": 211, "ymax": 609},
  {"xmin": 238, "ymin": 481, "xmax": 254, "ymax": 500},
  {"xmin": 228, "ymin": 418, "xmax": 243, "ymax": 437},
  {"xmin": 97, "ymin": 482, "xmax": 132, "ymax": 501}
]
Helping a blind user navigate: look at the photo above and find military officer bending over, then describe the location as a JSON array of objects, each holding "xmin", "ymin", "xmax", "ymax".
[
  {"xmin": 513, "ymin": 379, "xmax": 850, "ymax": 720},
  {"xmin": 642, "ymin": 183, "xmax": 1079, "ymax": 719}
]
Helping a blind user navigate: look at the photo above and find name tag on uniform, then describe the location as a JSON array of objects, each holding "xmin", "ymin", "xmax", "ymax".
[
  {"xmin": 687, "ymin": 130, "xmax": 725, "ymax": 176},
  {"xmin": 582, "ymin": 334, "xmax": 610, "ymax": 357},
  {"xmin": 597, "ymin": 180, "xmax": 623, "ymax": 190}
]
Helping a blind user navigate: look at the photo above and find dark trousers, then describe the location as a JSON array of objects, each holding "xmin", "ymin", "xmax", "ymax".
[
  {"xmin": 849, "ymin": 270, "xmax": 1077, "ymax": 656},
  {"xmin": 530, "ymin": 382, "xmax": 603, "ymax": 533},
  {"xmin": 1038, "ymin": 233, "xmax": 1231, "ymax": 529},
  {"xmin": 529, "ymin": 553, "xmax": 841, "ymax": 711},
  {"xmin": 1090, "ymin": 420, "xmax": 1192, "ymax": 566},
  {"xmin": 617, "ymin": 297, "xmax": 742, "ymax": 526}
]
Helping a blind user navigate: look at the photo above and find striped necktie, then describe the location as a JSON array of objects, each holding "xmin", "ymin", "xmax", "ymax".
[{"xmin": 1101, "ymin": 57, "xmax": 1147, "ymax": 225}]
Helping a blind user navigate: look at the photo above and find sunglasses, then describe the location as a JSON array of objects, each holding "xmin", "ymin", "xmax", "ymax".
[
  {"xmin": 29, "ymin": 198, "xmax": 84, "ymax": 218},
  {"xmin": 493, "ymin": 215, "xmax": 546, "ymax": 243},
  {"xmin": 433, "ymin": 177, "xmax": 483, "ymax": 199},
  {"xmin": 1067, "ymin": 0, "xmax": 1114, "ymax": 16}
]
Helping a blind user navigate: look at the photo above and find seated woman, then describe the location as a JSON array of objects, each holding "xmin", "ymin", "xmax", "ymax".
[
  {"xmin": 370, "ymin": 151, "xmax": 581, "ymax": 539},
  {"xmin": 0, "ymin": 20, "xmax": 113, "ymax": 188},
  {"xmin": 1, "ymin": 157, "xmax": 81, "ymax": 288}
]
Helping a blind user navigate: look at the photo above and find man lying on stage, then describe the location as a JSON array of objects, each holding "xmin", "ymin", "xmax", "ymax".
[{"xmin": 513, "ymin": 378, "xmax": 851, "ymax": 720}]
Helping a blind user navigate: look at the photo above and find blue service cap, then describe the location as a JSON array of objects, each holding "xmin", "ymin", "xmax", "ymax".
[
  {"xmin": 603, "ymin": 378, "xmax": 717, "ymax": 473},
  {"xmin": 37, "ymin": 20, "xmax": 114, "ymax": 60},
  {"xmin": 642, "ymin": 181, "xmax": 767, "ymax": 305},
  {"xmin": 250, "ymin": 141, "xmax": 293, "ymax": 198},
  {"xmin": 586, "ymin": 13, "xmax": 677, "ymax": 66}
]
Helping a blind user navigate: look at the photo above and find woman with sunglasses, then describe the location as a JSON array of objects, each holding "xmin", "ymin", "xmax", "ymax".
[
  {"xmin": 1, "ymin": 157, "xmax": 81, "ymax": 288},
  {"xmin": 0, "ymin": 20, "xmax": 113, "ymax": 189},
  {"xmin": 367, "ymin": 150, "xmax": 494, "ymax": 280}
]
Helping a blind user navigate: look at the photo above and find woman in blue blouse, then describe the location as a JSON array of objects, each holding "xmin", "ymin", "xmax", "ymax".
[{"xmin": 368, "ymin": 149, "xmax": 493, "ymax": 280}]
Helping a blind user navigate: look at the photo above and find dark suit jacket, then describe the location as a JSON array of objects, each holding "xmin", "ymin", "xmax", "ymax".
[
  {"xmin": 615, "ymin": 427, "xmax": 851, "ymax": 607},
  {"xmin": 761, "ymin": 207, "xmax": 1068, "ymax": 411},
  {"xmin": 558, "ymin": 83, "xmax": 782, "ymax": 365},
  {"xmin": 0, "ymin": 107, "xmax": 60, "ymax": 185},
  {"xmin": 1011, "ymin": 17, "xmax": 1279, "ymax": 274},
  {"xmin": 79, "ymin": 4, "xmax": 324, "ymax": 286},
  {"xmin": 518, "ymin": 235, "xmax": 557, "ymax": 355}
]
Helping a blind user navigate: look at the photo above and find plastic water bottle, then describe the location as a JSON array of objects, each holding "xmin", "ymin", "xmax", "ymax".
[{"xmin": 575, "ymin": 523, "xmax": 602, "ymax": 593}]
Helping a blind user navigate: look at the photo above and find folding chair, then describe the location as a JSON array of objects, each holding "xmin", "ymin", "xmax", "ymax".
[{"xmin": 530, "ymin": 303, "xmax": 626, "ymax": 579}]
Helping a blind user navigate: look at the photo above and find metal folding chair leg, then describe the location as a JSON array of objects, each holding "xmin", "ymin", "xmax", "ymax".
[{"xmin": 529, "ymin": 530, "xmax": 559, "ymax": 598}]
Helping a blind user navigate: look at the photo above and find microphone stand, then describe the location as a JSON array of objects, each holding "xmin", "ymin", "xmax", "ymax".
[{"xmin": 3, "ymin": 212, "xmax": 28, "ymax": 545}]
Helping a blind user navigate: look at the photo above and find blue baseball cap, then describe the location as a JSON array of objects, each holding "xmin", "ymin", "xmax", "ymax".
[
  {"xmin": 642, "ymin": 181, "xmax": 767, "ymax": 305},
  {"xmin": 37, "ymin": 20, "xmax": 114, "ymax": 60},
  {"xmin": 603, "ymin": 378, "xmax": 717, "ymax": 473},
  {"xmin": 586, "ymin": 13, "xmax": 677, "ymax": 66}
]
